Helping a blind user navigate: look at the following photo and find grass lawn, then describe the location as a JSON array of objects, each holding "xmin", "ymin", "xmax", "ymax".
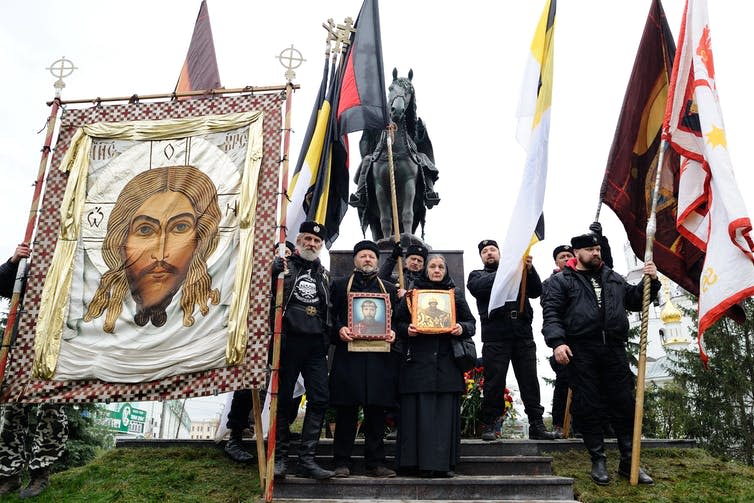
[
  {"xmin": 4, "ymin": 445, "xmax": 754, "ymax": 502},
  {"xmin": 548, "ymin": 447, "xmax": 754, "ymax": 502}
]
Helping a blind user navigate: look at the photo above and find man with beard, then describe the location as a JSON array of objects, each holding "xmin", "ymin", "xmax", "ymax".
[
  {"xmin": 353, "ymin": 299, "xmax": 386, "ymax": 336},
  {"xmin": 84, "ymin": 165, "xmax": 221, "ymax": 333},
  {"xmin": 541, "ymin": 233, "xmax": 659, "ymax": 485},
  {"xmin": 329, "ymin": 240, "xmax": 399, "ymax": 478},
  {"xmin": 272, "ymin": 222, "xmax": 334, "ymax": 480},
  {"xmin": 417, "ymin": 297, "xmax": 451, "ymax": 329},
  {"xmin": 467, "ymin": 239, "xmax": 558, "ymax": 441},
  {"xmin": 379, "ymin": 242, "xmax": 429, "ymax": 298}
]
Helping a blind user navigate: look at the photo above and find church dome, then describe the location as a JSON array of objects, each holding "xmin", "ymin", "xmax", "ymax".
[{"xmin": 660, "ymin": 279, "xmax": 683, "ymax": 325}]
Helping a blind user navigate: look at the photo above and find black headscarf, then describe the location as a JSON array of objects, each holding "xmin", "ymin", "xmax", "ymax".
[{"xmin": 413, "ymin": 256, "xmax": 455, "ymax": 290}]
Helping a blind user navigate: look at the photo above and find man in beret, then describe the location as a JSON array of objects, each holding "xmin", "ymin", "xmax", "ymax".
[
  {"xmin": 272, "ymin": 221, "xmax": 334, "ymax": 480},
  {"xmin": 467, "ymin": 240, "xmax": 558, "ymax": 441},
  {"xmin": 541, "ymin": 232, "xmax": 659, "ymax": 485},
  {"xmin": 329, "ymin": 240, "xmax": 400, "ymax": 478},
  {"xmin": 379, "ymin": 242, "xmax": 429, "ymax": 298}
]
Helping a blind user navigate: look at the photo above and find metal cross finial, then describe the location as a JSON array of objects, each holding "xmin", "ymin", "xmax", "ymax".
[
  {"xmin": 335, "ymin": 17, "xmax": 356, "ymax": 54},
  {"xmin": 46, "ymin": 56, "xmax": 77, "ymax": 97},
  {"xmin": 277, "ymin": 45, "xmax": 305, "ymax": 83}
]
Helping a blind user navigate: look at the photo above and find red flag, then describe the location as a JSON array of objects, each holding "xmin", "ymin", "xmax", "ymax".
[
  {"xmin": 664, "ymin": 0, "xmax": 754, "ymax": 352},
  {"xmin": 175, "ymin": 0, "xmax": 221, "ymax": 94},
  {"xmin": 601, "ymin": 0, "xmax": 705, "ymax": 296},
  {"xmin": 336, "ymin": 0, "xmax": 389, "ymax": 135}
]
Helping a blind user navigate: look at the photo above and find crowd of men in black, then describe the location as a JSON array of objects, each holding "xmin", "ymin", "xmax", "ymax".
[
  {"xmin": 225, "ymin": 219, "xmax": 658, "ymax": 485},
  {"xmin": 0, "ymin": 217, "xmax": 658, "ymax": 495}
]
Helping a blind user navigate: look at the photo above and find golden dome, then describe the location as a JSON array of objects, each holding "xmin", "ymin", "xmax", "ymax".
[{"xmin": 660, "ymin": 278, "xmax": 683, "ymax": 325}]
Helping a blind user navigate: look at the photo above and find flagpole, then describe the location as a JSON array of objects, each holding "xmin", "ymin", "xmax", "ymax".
[
  {"xmin": 265, "ymin": 80, "xmax": 295, "ymax": 503},
  {"xmin": 630, "ymin": 139, "xmax": 666, "ymax": 485},
  {"xmin": 0, "ymin": 66, "xmax": 66, "ymax": 386},
  {"xmin": 518, "ymin": 264, "xmax": 528, "ymax": 313},
  {"xmin": 561, "ymin": 388, "xmax": 573, "ymax": 439},
  {"xmin": 385, "ymin": 124, "xmax": 405, "ymax": 290}
]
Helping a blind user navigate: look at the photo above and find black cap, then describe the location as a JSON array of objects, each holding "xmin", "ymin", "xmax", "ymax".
[
  {"xmin": 478, "ymin": 239, "xmax": 499, "ymax": 254},
  {"xmin": 299, "ymin": 221, "xmax": 326, "ymax": 240},
  {"xmin": 353, "ymin": 240, "xmax": 381, "ymax": 257},
  {"xmin": 406, "ymin": 244, "xmax": 428, "ymax": 260},
  {"xmin": 552, "ymin": 244, "xmax": 574, "ymax": 260},
  {"xmin": 571, "ymin": 233, "xmax": 600, "ymax": 250}
]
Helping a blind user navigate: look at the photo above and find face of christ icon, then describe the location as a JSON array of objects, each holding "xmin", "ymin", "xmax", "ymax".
[{"xmin": 83, "ymin": 165, "xmax": 222, "ymax": 333}]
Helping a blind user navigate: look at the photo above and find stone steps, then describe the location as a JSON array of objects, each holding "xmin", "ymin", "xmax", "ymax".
[
  {"xmin": 115, "ymin": 437, "xmax": 695, "ymax": 502},
  {"xmin": 272, "ymin": 474, "xmax": 574, "ymax": 501},
  {"xmin": 281, "ymin": 454, "xmax": 553, "ymax": 477}
]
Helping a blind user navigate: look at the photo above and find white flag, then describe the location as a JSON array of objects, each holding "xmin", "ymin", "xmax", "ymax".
[
  {"xmin": 489, "ymin": 0, "xmax": 555, "ymax": 314},
  {"xmin": 664, "ymin": 0, "xmax": 754, "ymax": 344}
]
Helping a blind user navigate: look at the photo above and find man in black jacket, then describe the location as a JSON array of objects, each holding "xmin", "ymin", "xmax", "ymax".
[
  {"xmin": 378, "ymin": 242, "xmax": 428, "ymax": 298},
  {"xmin": 272, "ymin": 222, "xmax": 334, "ymax": 480},
  {"xmin": 329, "ymin": 240, "xmax": 399, "ymax": 478},
  {"xmin": 467, "ymin": 239, "xmax": 558, "ymax": 441},
  {"xmin": 543, "ymin": 244, "xmax": 574, "ymax": 436},
  {"xmin": 541, "ymin": 233, "xmax": 659, "ymax": 485}
]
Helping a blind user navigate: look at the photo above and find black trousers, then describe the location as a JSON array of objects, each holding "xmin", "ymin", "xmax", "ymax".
[
  {"xmin": 276, "ymin": 334, "xmax": 330, "ymax": 451},
  {"xmin": 480, "ymin": 338, "xmax": 544, "ymax": 426},
  {"xmin": 333, "ymin": 405, "xmax": 387, "ymax": 469},
  {"xmin": 568, "ymin": 342, "xmax": 635, "ymax": 439},
  {"xmin": 226, "ymin": 390, "xmax": 301, "ymax": 432},
  {"xmin": 549, "ymin": 356, "xmax": 570, "ymax": 427}
]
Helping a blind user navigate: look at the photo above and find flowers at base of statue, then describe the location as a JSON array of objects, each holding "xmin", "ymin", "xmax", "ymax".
[
  {"xmin": 461, "ymin": 366, "xmax": 485, "ymax": 437},
  {"xmin": 460, "ymin": 364, "xmax": 519, "ymax": 438}
]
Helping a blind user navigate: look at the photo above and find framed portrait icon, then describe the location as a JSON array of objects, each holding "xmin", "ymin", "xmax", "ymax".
[
  {"xmin": 348, "ymin": 292, "xmax": 391, "ymax": 340},
  {"xmin": 410, "ymin": 289, "xmax": 456, "ymax": 334}
]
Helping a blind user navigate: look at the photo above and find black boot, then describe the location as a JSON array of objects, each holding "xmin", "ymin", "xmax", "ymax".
[
  {"xmin": 616, "ymin": 434, "xmax": 654, "ymax": 485},
  {"xmin": 480, "ymin": 423, "xmax": 497, "ymax": 441},
  {"xmin": 224, "ymin": 429, "xmax": 255, "ymax": 463},
  {"xmin": 19, "ymin": 468, "xmax": 50, "ymax": 499},
  {"xmin": 0, "ymin": 474, "xmax": 21, "ymax": 496},
  {"xmin": 529, "ymin": 418, "xmax": 560, "ymax": 440},
  {"xmin": 583, "ymin": 435, "xmax": 609, "ymax": 485},
  {"xmin": 274, "ymin": 422, "xmax": 290, "ymax": 479},
  {"xmin": 295, "ymin": 409, "xmax": 334, "ymax": 480}
]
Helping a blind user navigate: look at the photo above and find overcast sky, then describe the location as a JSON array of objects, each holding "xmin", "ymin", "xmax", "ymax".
[{"xmin": 1, "ymin": 1, "xmax": 752, "ymax": 421}]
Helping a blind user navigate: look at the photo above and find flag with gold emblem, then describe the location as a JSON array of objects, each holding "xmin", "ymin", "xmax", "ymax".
[{"xmin": 664, "ymin": 0, "xmax": 754, "ymax": 352}]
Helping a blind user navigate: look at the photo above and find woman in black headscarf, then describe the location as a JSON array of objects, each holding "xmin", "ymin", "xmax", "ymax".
[{"xmin": 394, "ymin": 253, "xmax": 476, "ymax": 477}]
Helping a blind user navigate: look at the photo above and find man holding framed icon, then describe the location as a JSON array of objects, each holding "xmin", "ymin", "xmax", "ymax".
[{"xmin": 329, "ymin": 240, "xmax": 400, "ymax": 478}]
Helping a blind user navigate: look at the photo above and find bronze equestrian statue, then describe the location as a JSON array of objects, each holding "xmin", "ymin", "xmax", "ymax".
[{"xmin": 349, "ymin": 68, "xmax": 440, "ymax": 243}]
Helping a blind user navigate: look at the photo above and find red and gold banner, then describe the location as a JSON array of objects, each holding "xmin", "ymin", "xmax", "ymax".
[{"xmin": 2, "ymin": 93, "xmax": 282, "ymax": 403}]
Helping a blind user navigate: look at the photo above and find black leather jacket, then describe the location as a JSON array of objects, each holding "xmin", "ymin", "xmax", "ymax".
[{"xmin": 541, "ymin": 261, "xmax": 660, "ymax": 349}]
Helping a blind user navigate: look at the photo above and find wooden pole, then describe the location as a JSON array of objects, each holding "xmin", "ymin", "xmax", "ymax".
[
  {"xmin": 264, "ymin": 82, "xmax": 295, "ymax": 502},
  {"xmin": 45, "ymin": 84, "xmax": 298, "ymax": 106},
  {"xmin": 385, "ymin": 125, "xmax": 405, "ymax": 290},
  {"xmin": 561, "ymin": 388, "xmax": 573, "ymax": 439},
  {"xmin": 0, "ymin": 97, "xmax": 60, "ymax": 387},
  {"xmin": 629, "ymin": 140, "xmax": 667, "ymax": 485},
  {"xmin": 518, "ymin": 263, "xmax": 528, "ymax": 313},
  {"xmin": 252, "ymin": 389, "xmax": 266, "ymax": 484}
]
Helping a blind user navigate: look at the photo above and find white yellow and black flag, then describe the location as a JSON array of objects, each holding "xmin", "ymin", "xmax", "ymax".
[{"xmin": 489, "ymin": 0, "xmax": 555, "ymax": 314}]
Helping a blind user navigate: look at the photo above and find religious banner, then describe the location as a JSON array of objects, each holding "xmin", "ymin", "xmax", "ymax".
[{"xmin": 2, "ymin": 93, "xmax": 283, "ymax": 403}]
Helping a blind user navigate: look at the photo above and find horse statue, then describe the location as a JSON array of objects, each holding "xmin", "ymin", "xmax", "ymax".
[{"xmin": 349, "ymin": 68, "xmax": 440, "ymax": 243}]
